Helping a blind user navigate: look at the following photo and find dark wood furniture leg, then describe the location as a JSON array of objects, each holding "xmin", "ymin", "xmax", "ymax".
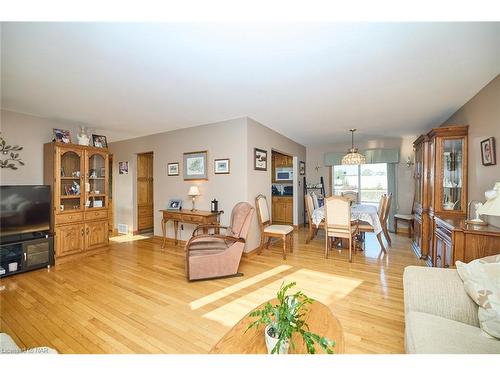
[{"xmin": 173, "ymin": 220, "xmax": 179, "ymax": 245}]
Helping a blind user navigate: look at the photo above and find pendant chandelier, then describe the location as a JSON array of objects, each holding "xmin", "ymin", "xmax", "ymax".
[{"xmin": 342, "ymin": 129, "xmax": 366, "ymax": 165}]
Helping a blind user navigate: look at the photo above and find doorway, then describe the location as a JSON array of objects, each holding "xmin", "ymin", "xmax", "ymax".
[
  {"xmin": 137, "ymin": 152, "xmax": 154, "ymax": 233},
  {"xmin": 271, "ymin": 150, "xmax": 294, "ymax": 224}
]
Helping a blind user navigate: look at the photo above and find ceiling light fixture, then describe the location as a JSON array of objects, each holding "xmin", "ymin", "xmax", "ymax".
[{"xmin": 342, "ymin": 129, "xmax": 366, "ymax": 165}]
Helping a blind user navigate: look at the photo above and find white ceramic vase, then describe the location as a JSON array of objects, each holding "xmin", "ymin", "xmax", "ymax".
[{"xmin": 264, "ymin": 325, "xmax": 290, "ymax": 354}]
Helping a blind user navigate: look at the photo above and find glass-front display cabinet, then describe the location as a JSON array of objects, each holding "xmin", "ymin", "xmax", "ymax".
[
  {"xmin": 57, "ymin": 148, "xmax": 84, "ymax": 213},
  {"xmin": 44, "ymin": 142, "xmax": 110, "ymax": 261},
  {"xmin": 87, "ymin": 151, "xmax": 108, "ymax": 210},
  {"xmin": 433, "ymin": 129, "xmax": 468, "ymax": 217}
]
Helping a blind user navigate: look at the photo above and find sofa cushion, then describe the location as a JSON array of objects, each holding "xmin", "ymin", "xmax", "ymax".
[
  {"xmin": 456, "ymin": 254, "xmax": 500, "ymax": 339},
  {"xmin": 405, "ymin": 311, "xmax": 500, "ymax": 354},
  {"xmin": 403, "ymin": 266, "xmax": 479, "ymax": 327}
]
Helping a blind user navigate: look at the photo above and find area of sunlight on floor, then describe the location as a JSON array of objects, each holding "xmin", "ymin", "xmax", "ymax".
[
  {"xmin": 109, "ymin": 233, "xmax": 153, "ymax": 243},
  {"xmin": 200, "ymin": 267, "xmax": 362, "ymax": 327},
  {"xmin": 189, "ymin": 265, "xmax": 293, "ymax": 310}
]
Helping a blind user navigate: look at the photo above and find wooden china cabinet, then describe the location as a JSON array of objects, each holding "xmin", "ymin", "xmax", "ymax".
[
  {"xmin": 44, "ymin": 142, "xmax": 110, "ymax": 263},
  {"xmin": 412, "ymin": 125, "xmax": 468, "ymax": 266}
]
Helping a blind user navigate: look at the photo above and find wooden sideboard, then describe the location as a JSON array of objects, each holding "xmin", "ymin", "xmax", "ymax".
[
  {"xmin": 433, "ymin": 215, "xmax": 500, "ymax": 268},
  {"xmin": 159, "ymin": 209, "xmax": 222, "ymax": 248}
]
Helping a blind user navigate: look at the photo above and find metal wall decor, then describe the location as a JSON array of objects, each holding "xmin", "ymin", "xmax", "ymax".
[{"xmin": 0, "ymin": 134, "xmax": 24, "ymax": 169}]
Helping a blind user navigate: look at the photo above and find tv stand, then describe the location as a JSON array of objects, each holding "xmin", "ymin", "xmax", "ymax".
[{"xmin": 0, "ymin": 234, "xmax": 54, "ymax": 278}]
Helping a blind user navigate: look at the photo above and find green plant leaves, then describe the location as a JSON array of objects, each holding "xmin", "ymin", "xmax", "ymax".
[{"xmin": 246, "ymin": 281, "xmax": 335, "ymax": 354}]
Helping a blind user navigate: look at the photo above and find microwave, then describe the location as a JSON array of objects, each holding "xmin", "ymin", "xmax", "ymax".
[{"xmin": 276, "ymin": 168, "xmax": 293, "ymax": 181}]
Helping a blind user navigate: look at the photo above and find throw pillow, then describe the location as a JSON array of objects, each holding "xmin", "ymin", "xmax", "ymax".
[{"xmin": 456, "ymin": 254, "xmax": 500, "ymax": 339}]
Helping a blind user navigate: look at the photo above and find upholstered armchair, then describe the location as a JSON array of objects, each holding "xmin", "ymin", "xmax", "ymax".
[{"xmin": 185, "ymin": 202, "xmax": 255, "ymax": 281}]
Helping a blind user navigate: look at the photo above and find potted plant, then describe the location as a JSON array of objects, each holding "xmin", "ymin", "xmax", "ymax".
[{"xmin": 246, "ymin": 282, "xmax": 335, "ymax": 354}]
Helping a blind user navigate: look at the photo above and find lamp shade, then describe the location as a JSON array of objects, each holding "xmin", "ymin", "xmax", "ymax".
[
  {"xmin": 477, "ymin": 182, "xmax": 500, "ymax": 217},
  {"xmin": 342, "ymin": 150, "xmax": 366, "ymax": 165},
  {"xmin": 341, "ymin": 128, "xmax": 366, "ymax": 165},
  {"xmin": 188, "ymin": 185, "xmax": 200, "ymax": 196}
]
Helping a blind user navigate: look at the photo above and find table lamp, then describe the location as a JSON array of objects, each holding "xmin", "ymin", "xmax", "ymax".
[
  {"xmin": 477, "ymin": 182, "xmax": 500, "ymax": 221},
  {"xmin": 188, "ymin": 185, "xmax": 200, "ymax": 211}
]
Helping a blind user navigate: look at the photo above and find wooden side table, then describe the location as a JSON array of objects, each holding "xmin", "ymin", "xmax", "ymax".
[
  {"xmin": 209, "ymin": 298, "xmax": 344, "ymax": 354},
  {"xmin": 159, "ymin": 209, "xmax": 222, "ymax": 248}
]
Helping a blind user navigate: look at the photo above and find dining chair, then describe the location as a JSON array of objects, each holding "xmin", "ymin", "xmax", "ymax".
[
  {"xmin": 381, "ymin": 193, "xmax": 393, "ymax": 246},
  {"xmin": 311, "ymin": 191, "xmax": 320, "ymax": 209},
  {"xmin": 185, "ymin": 202, "xmax": 255, "ymax": 281},
  {"xmin": 394, "ymin": 196, "xmax": 415, "ymax": 238},
  {"xmin": 341, "ymin": 191, "xmax": 358, "ymax": 204},
  {"xmin": 255, "ymin": 194, "xmax": 294, "ymax": 260},
  {"xmin": 358, "ymin": 194, "xmax": 388, "ymax": 252},
  {"xmin": 324, "ymin": 195, "xmax": 359, "ymax": 262},
  {"xmin": 305, "ymin": 193, "xmax": 323, "ymax": 243}
]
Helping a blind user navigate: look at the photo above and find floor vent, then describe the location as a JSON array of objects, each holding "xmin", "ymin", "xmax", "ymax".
[{"xmin": 117, "ymin": 224, "xmax": 129, "ymax": 234}]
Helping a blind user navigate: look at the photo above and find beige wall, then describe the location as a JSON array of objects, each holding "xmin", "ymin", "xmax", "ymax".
[
  {"xmin": 0, "ymin": 110, "xmax": 132, "ymax": 185},
  {"xmin": 442, "ymin": 74, "xmax": 500, "ymax": 227},
  {"xmin": 109, "ymin": 117, "xmax": 306, "ymax": 252},
  {"xmin": 109, "ymin": 117, "xmax": 248, "ymax": 243},
  {"xmin": 246, "ymin": 118, "xmax": 307, "ymax": 251},
  {"xmin": 306, "ymin": 136, "xmax": 417, "ymax": 228}
]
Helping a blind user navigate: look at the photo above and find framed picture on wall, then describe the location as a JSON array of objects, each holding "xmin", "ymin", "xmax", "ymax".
[
  {"xmin": 118, "ymin": 161, "xmax": 129, "ymax": 174},
  {"xmin": 480, "ymin": 137, "xmax": 496, "ymax": 166},
  {"xmin": 299, "ymin": 161, "xmax": 305, "ymax": 175},
  {"xmin": 167, "ymin": 162, "xmax": 179, "ymax": 176},
  {"xmin": 183, "ymin": 151, "xmax": 208, "ymax": 180},
  {"xmin": 254, "ymin": 148, "xmax": 267, "ymax": 171},
  {"xmin": 214, "ymin": 158, "xmax": 230, "ymax": 174}
]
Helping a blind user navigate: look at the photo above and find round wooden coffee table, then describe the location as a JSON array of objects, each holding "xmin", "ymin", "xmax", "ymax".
[{"xmin": 209, "ymin": 298, "xmax": 344, "ymax": 354}]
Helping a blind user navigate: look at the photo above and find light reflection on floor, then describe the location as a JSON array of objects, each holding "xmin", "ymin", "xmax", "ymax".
[
  {"xmin": 189, "ymin": 265, "xmax": 292, "ymax": 310},
  {"xmin": 109, "ymin": 232, "xmax": 153, "ymax": 243},
  {"xmin": 200, "ymin": 268, "xmax": 362, "ymax": 327}
]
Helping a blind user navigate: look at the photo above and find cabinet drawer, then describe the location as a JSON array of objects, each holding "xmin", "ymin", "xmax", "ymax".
[
  {"xmin": 56, "ymin": 212, "xmax": 84, "ymax": 225},
  {"xmin": 85, "ymin": 210, "xmax": 108, "ymax": 221},
  {"xmin": 186, "ymin": 215, "xmax": 204, "ymax": 223},
  {"xmin": 139, "ymin": 206, "xmax": 152, "ymax": 217}
]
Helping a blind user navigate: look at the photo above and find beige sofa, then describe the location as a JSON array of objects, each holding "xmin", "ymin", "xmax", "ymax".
[{"xmin": 403, "ymin": 266, "xmax": 500, "ymax": 354}]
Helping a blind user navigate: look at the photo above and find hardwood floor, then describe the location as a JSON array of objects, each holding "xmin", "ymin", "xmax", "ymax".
[{"xmin": 0, "ymin": 229, "xmax": 425, "ymax": 354}]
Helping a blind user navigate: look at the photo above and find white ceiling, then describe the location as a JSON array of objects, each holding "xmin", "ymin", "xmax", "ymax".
[{"xmin": 1, "ymin": 22, "xmax": 499, "ymax": 145}]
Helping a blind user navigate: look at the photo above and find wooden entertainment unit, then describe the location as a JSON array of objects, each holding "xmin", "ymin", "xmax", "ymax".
[{"xmin": 44, "ymin": 142, "xmax": 110, "ymax": 263}]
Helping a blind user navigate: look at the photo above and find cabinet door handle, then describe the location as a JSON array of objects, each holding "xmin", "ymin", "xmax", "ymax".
[
  {"xmin": 24, "ymin": 252, "xmax": 27, "ymax": 262},
  {"xmin": 86, "ymin": 227, "xmax": 89, "ymax": 235},
  {"xmin": 81, "ymin": 229, "xmax": 84, "ymax": 236}
]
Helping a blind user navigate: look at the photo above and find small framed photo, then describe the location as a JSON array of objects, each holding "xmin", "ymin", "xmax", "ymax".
[
  {"xmin": 92, "ymin": 134, "xmax": 108, "ymax": 148},
  {"xmin": 254, "ymin": 148, "xmax": 267, "ymax": 171},
  {"xmin": 99, "ymin": 167, "xmax": 106, "ymax": 177},
  {"xmin": 93, "ymin": 200, "xmax": 103, "ymax": 208},
  {"xmin": 167, "ymin": 199, "xmax": 183, "ymax": 210},
  {"xmin": 480, "ymin": 137, "xmax": 496, "ymax": 166},
  {"xmin": 53, "ymin": 128, "xmax": 72, "ymax": 144},
  {"xmin": 299, "ymin": 161, "xmax": 306, "ymax": 175},
  {"xmin": 118, "ymin": 161, "xmax": 129, "ymax": 174},
  {"xmin": 184, "ymin": 151, "xmax": 208, "ymax": 180},
  {"xmin": 214, "ymin": 158, "xmax": 230, "ymax": 174},
  {"xmin": 167, "ymin": 162, "xmax": 179, "ymax": 176}
]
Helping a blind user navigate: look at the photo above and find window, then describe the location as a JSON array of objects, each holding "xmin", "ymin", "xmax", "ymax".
[{"xmin": 333, "ymin": 163, "xmax": 388, "ymax": 205}]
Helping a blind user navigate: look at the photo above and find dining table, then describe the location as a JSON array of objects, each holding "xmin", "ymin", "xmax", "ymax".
[{"xmin": 311, "ymin": 204, "xmax": 386, "ymax": 252}]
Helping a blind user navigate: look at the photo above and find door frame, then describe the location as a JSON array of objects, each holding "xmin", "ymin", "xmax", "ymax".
[{"xmin": 136, "ymin": 151, "xmax": 154, "ymax": 233}]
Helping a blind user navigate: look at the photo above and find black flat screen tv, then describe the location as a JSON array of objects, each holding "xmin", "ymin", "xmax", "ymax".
[{"xmin": 0, "ymin": 185, "xmax": 51, "ymax": 240}]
